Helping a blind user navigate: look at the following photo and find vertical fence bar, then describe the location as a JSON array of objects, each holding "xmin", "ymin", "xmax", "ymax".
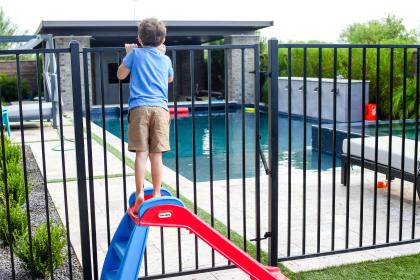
[
  {"xmin": 399, "ymin": 48, "xmax": 407, "ymax": 241},
  {"xmin": 373, "ymin": 48, "xmax": 380, "ymax": 245},
  {"xmin": 36, "ymin": 53, "xmax": 55, "ymax": 278},
  {"xmin": 268, "ymin": 39, "xmax": 279, "ymax": 266},
  {"xmin": 287, "ymin": 47, "xmax": 292, "ymax": 256},
  {"xmin": 161, "ymin": 40, "xmax": 168, "ymax": 272},
  {"xmin": 160, "ymin": 226, "xmax": 165, "ymax": 274},
  {"xmin": 190, "ymin": 50, "xmax": 199, "ymax": 269},
  {"xmin": 359, "ymin": 48, "xmax": 367, "ymax": 247},
  {"xmin": 224, "ymin": 48, "xmax": 232, "ymax": 265},
  {"xmin": 331, "ymin": 47, "xmax": 337, "ymax": 251},
  {"xmin": 56, "ymin": 53, "xmax": 73, "ymax": 279},
  {"xmin": 317, "ymin": 47, "xmax": 322, "ymax": 253},
  {"xmin": 143, "ymin": 247, "xmax": 149, "ymax": 276},
  {"xmin": 303, "ymin": 47, "xmax": 308, "ymax": 255},
  {"xmin": 254, "ymin": 44, "xmax": 261, "ymax": 261},
  {"xmin": 117, "ymin": 51, "xmax": 127, "ymax": 211},
  {"xmin": 224, "ymin": 48, "xmax": 231, "ymax": 243},
  {"xmin": 0, "ymin": 86, "xmax": 15, "ymax": 280},
  {"xmin": 99, "ymin": 52, "xmax": 111, "ymax": 246},
  {"xmin": 345, "ymin": 47, "xmax": 352, "ymax": 249},
  {"xmin": 70, "ymin": 41, "xmax": 92, "ymax": 280},
  {"xmin": 386, "ymin": 48, "xmax": 394, "ymax": 243},
  {"xmin": 208, "ymin": 49, "xmax": 215, "ymax": 266},
  {"xmin": 241, "ymin": 48, "xmax": 247, "ymax": 253},
  {"xmin": 15, "ymin": 54, "xmax": 33, "ymax": 279},
  {"xmin": 171, "ymin": 50, "xmax": 182, "ymax": 272},
  {"xmin": 83, "ymin": 49, "xmax": 98, "ymax": 279},
  {"xmin": 413, "ymin": 48, "xmax": 420, "ymax": 239}
]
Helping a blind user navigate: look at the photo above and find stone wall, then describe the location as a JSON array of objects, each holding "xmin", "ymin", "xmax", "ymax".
[
  {"xmin": 54, "ymin": 36, "xmax": 92, "ymax": 111},
  {"xmin": 225, "ymin": 35, "xmax": 259, "ymax": 104}
]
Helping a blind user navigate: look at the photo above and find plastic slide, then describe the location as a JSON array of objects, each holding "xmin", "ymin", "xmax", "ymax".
[{"xmin": 101, "ymin": 188, "xmax": 287, "ymax": 280}]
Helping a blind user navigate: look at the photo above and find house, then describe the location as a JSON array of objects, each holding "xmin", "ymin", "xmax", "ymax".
[{"xmin": 36, "ymin": 20, "xmax": 273, "ymax": 110}]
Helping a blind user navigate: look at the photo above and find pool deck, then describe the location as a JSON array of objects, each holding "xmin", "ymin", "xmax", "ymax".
[{"xmin": 9, "ymin": 115, "xmax": 420, "ymax": 279}]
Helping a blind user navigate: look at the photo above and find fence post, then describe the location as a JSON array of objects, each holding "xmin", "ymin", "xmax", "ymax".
[
  {"xmin": 70, "ymin": 40, "xmax": 92, "ymax": 280},
  {"xmin": 268, "ymin": 38, "xmax": 279, "ymax": 266}
]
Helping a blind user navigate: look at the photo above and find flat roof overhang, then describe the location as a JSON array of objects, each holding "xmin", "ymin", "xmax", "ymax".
[{"xmin": 36, "ymin": 20, "xmax": 273, "ymax": 46}]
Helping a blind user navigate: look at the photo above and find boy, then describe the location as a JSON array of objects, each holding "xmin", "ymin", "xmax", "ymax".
[{"xmin": 117, "ymin": 18, "xmax": 174, "ymax": 213}]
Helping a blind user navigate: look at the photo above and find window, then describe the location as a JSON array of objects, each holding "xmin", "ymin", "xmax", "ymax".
[{"xmin": 108, "ymin": 63, "xmax": 130, "ymax": 84}]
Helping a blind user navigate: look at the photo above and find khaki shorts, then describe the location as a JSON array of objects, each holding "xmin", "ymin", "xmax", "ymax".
[{"xmin": 128, "ymin": 106, "xmax": 170, "ymax": 153}]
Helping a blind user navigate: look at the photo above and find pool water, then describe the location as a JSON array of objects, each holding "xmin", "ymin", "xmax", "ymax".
[
  {"xmin": 95, "ymin": 109, "xmax": 338, "ymax": 182},
  {"xmin": 365, "ymin": 122, "xmax": 420, "ymax": 140}
]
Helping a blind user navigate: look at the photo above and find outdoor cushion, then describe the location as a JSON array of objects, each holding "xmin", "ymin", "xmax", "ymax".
[
  {"xmin": 342, "ymin": 136, "xmax": 420, "ymax": 175},
  {"xmin": 8, "ymin": 102, "xmax": 53, "ymax": 122}
]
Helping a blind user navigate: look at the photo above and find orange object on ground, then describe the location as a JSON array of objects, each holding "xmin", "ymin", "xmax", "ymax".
[
  {"xmin": 377, "ymin": 181, "xmax": 388, "ymax": 188},
  {"xmin": 365, "ymin": 104, "xmax": 377, "ymax": 121}
]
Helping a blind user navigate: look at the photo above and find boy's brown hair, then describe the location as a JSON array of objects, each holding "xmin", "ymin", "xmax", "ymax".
[{"xmin": 138, "ymin": 18, "xmax": 166, "ymax": 47}]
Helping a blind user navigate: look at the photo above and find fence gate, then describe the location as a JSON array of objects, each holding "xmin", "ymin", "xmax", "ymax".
[{"xmin": 267, "ymin": 39, "xmax": 420, "ymax": 264}]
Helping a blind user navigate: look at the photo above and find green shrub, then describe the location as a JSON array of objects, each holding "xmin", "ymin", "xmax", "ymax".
[
  {"xmin": 0, "ymin": 162, "xmax": 29, "ymax": 206},
  {"xmin": 0, "ymin": 204, "xmax": 27, "ymax": 245},
  {"xmin": 262, "ymin": 79, "xmax": 269, "ymax": 104},
  {"xmin": 14, "ymin": 222, "xmax": 67, "ymax": 277},
  {"xmin": 392, "ymin": 78, "xmax": 419, "ymax": 119},
  {"xmin": 0, "ymin": 137, "xmax": 21, "ymax": 166},
  {"xmin": 0, "ymin": 73, "xmax": 31, "ymax": 102}
]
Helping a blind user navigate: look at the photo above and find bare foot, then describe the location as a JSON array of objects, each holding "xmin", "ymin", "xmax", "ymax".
[
  {"xmin": 152, "ymin": 192, "xmax": 161, "ymax": 199},
  {"xmin": 133, "ymin": 192, "xmax": 144, "ymax": 214}
]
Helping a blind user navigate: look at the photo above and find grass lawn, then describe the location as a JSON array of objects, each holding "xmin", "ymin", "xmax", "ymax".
[{"xmin": 283, "ymin": 253, "xmax": 420, "ymax": 280}]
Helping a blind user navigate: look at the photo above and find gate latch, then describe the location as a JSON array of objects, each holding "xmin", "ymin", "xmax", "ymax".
[{"xmin": 250, "ymin": 232, "xmax": 271, "ymax": 242}]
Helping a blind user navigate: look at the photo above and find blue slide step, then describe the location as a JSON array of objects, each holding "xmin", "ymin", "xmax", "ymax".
[{"xmin": 101, "ymin": 187, "xmax": 184, "ymax": 280}]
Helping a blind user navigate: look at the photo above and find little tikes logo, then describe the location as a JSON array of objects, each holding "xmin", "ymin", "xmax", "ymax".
[{"xmin": 158, "ymin": 212, "xmax": 172, "ymax": 219}]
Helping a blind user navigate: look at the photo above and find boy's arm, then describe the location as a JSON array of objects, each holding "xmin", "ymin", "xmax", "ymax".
[
  {"xmin": 117, "ymin": 43, "xmax": 137, "ymax": 80},
  {"xmin": 117, "ymin": 64, "xmax": 130, "ymax": 80},
  {"xmin": 168, "ymin": 58, "xmax": 174, "ymax": 83}
]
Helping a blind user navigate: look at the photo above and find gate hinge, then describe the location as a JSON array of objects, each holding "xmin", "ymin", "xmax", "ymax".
[{"xmin": 250, "ymin": 232, "xmax": 271, "ymax": 242}]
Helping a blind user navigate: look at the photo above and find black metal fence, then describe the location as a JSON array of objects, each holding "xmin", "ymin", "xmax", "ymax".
[
  {"xmin": 1, "ymin": 38, "xmax": 420, "ymax": 280},
  {"xmin": 80, "ymin": 43, "xmax": 262, "ymax": 279},
  {"xmin": 267, "ymin": 39, "xmax": 420, "ymax": 264}
]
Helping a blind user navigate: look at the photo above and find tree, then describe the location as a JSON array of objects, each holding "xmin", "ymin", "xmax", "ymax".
[
  {"xmin": 339, "ymin": 14, "xmax": 418, "ymax": 44},
  {"xmin": 0, "ymin": 6, "xmax": 18, "ymax": 49}
]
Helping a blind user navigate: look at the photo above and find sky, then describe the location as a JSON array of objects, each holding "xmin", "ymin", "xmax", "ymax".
[{"xmin": 2, "ymin": 0, "xmax": 420, "ymax": 43}]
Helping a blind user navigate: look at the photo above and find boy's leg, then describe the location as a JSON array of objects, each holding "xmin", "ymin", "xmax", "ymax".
[
  {"xmin": 149, "ymin": 152, "xmax": 162, "ymax": 197},
  {"xmin": 149, "ymin": 107, "xmax": 170, "ymax": 198},
  {"xmin": 134, "ymin": 151, "xmax": 148, "ymax": 212}
]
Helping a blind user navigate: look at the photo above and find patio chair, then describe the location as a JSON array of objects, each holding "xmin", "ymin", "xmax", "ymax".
[{"xmin": 341, "ymin": 136, "xmax": 420, "ymax": 199}]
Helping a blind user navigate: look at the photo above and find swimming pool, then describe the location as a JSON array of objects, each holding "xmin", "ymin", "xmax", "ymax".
[{"xmin": 94, "ymin": 108, "xmax": 338, "ymax": 182}]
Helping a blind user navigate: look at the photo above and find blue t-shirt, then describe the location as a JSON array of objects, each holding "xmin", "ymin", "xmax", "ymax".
[{"xmin": 123, "ymin": 47, "xmax": 174, "ymax": 110}]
